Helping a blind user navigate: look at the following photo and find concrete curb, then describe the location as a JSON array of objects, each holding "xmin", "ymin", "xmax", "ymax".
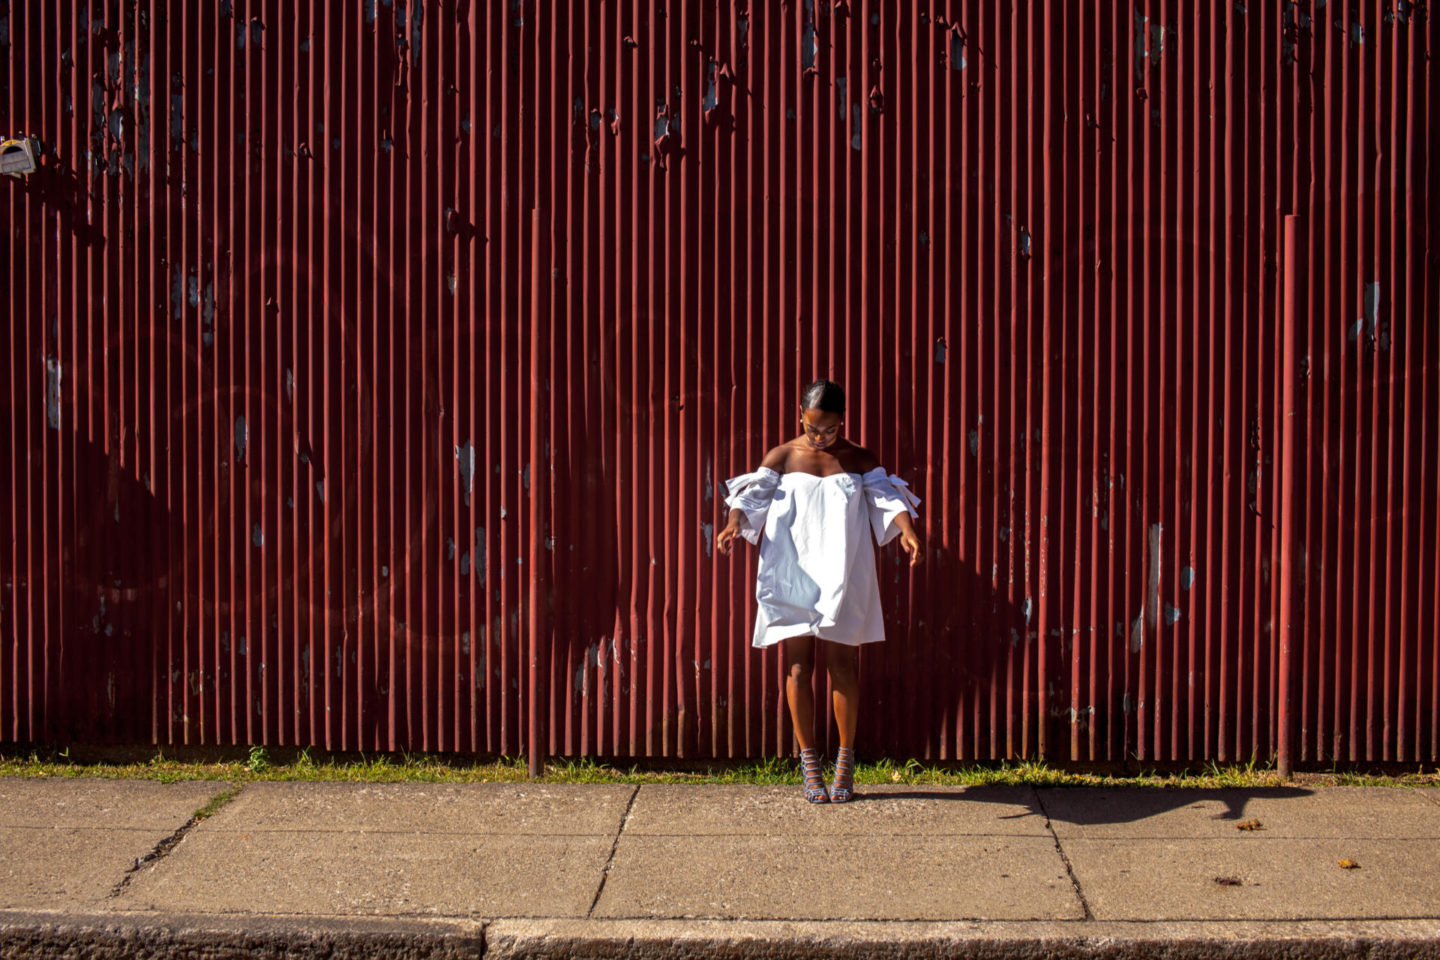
[
  {"xmin": 486, "ymin": 918, "xmax": 1440, "ymax": 959},
  {"xmin": 8, "ymin": 912, "xmax": 1436, "ymax": 960},
  {"xmin": 0, "ymin": 910, "xmax": 486, "ymax": 960}
]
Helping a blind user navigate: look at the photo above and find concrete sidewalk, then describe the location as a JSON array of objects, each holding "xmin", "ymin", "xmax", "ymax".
[{"xmin": 1, "ymin": 776, "xmax": 1438, "ymax": 957}]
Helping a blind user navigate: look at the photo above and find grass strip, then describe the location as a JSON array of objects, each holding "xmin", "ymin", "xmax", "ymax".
[{"xmin": 0, "ymin": 749, "xmax": 1434, "ymax": 790}]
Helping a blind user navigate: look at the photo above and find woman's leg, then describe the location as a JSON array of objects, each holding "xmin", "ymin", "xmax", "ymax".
[
  {"xmin": 784, "ymin": 636, "xmax": 828, "ymax": 802},
  {"xmin": 783, "ymin": 636, "xmax": 817, "ymax": 750},
  {"xmin": 824, "ymin": 641, "xmax": 860, "ymax": 802},
  {"xmin": 824, "ymin": 641, "xmax": 860, "ymax": 748}
]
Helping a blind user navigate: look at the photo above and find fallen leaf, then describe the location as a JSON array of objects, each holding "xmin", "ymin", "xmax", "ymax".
[
  {"xmin": 1236, "ymin": 818, "xmax": 1264, "ymax": 831},
  {"xmin": 1339, "ymin": 859, "xmax": 1360, "ymax": 869},
  {"xmin": 1214, "ymin": 876, "xmax": 1243, "ymax": 886},
  {"xmin": 891, "ymin": 771, "xmax": 902, "ymax": 782}
]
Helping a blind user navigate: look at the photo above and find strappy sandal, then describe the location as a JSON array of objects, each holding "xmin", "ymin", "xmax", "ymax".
[
  {"xmin": 800, "ymin": 747, "xmax": 830, "ymax": 803},
  {"xmin": 830, "ymin": 746, "xmax": 856, "ymax": 803}
]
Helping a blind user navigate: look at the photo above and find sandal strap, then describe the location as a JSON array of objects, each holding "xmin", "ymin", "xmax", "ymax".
[
  {"xmin": 800, "ymin": 748, "xmax": 826, "ymax": 785},
  {"xmin": 831, "ymin": 747, "xmax": 856, "ymax": 799},
  {"xmin": 800, "ymin": 747, "xmax": 829, "ymax": 802}
]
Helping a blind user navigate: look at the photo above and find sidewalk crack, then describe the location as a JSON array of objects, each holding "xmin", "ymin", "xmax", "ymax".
[
  {"xmin": 1033, "ymin": 787, "xmax": 1094, "ymax": 921},
  {"xmin": 108, "ymin": 782, "xmax": 245, "ymax": 899},
  {"xmin": 586, "ymin": 784, "xmax": 640, "ymax": 918}
]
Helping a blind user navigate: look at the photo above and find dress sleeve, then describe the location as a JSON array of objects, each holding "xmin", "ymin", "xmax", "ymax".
[
  {"xmin": 862, "ymin": 467, "xmax": 921, "ymax": 546},
  {"xmin": 723, "ymin": 466, "xmax": 782, "ymax": 544}
]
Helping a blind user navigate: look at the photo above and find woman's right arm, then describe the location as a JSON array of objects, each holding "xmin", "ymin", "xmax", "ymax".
[
  {"xmin": 716, "ymin": 508, "xmax": 746, "ymax": 555},
  {"xmin": 716, "ymin": 445, "xmax": 787, "ymax": 556}
]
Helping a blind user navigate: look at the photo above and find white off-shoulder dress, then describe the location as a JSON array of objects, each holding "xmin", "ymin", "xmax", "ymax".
[{"xmin": 723, "ymin": 465, "xmax": 920, "ymax": 648}]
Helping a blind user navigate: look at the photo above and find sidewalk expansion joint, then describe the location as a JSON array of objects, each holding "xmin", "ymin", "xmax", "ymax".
[
  {"xmin": 1033, "ymin": 787, "xmax": 1094, "ymax": 921},
  {"xmin": 586, "ymin": 783, "xmax": 640, "ymax": 918},
  {"xmin": 108, "ymin": 782, "xmax": 245, "ymax": 899}
]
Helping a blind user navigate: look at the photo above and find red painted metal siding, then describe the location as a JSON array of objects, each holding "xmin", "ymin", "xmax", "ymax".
[{"xmin": 1, "ymin": 2, "xmax": 1435, "ymax": 763}]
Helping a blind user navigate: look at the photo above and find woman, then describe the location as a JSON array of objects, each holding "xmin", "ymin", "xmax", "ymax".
[{"xmin": 716, "ymin": 379, "xmax": 922, "ymax": 802}]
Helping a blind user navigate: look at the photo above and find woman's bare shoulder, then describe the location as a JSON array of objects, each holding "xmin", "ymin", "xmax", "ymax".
[
  {"xmin": 760, "ymin": 444, "xmax": 791, "ymax": 472},
  {"xmin": 846, "ymin": 444, "xmax": 880, "ymax": 473}
]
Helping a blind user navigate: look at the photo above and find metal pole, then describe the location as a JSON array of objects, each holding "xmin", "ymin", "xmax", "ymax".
[
  {"xmin": 1277, "ymin": 214, "xmax": 1301, "ymax": 779},
  {"xmin": 528, "ymin": 209, "xmax": 549, "ymax": 779}
]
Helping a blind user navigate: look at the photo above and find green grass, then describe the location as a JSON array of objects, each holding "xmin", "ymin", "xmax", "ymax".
[
  {"xmin": 0, "ymin": 748, "xmax": 1434, "ymax": 790},
  {"xmin": 191, "ymin": 784, "xmax": 242, "ymax": 822}
]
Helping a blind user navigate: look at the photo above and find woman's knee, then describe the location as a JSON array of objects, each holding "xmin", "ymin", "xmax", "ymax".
[
  {"xmin": 825, "ymin": 644, "xmax": 859, "ymax": 681},
  {"xmin": 784, "ymin": 636, "xmax": 816, "ymax": 682}
]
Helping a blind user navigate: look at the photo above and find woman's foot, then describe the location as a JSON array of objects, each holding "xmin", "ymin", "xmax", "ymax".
[
  {"xmin": 830, "ymin": 746, "xmax": 856, "ymax": 803},
  {"xmin": 800, "ymin": 747, "xmax": 829, "ymax": 803}
]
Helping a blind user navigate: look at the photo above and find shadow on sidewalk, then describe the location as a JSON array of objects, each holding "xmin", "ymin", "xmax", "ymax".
[{"xmin": 846, "ymin": 784, "xmax": 1316, "ymax": 825}]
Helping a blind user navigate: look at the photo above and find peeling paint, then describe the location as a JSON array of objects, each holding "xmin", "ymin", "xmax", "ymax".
[
  {"xmin": 703, "ymin": 61, "xmax": 719, "ymax": 113},
  {"xmin": 835, "ymin": 76, "xmax": 848, "ymax": 117},
  {"xmin": 1181, "ymin": 565, "xmax": 1195, "ymax": 590},
  {"xmin": 968, "ymin": 427, "xmax": 979, "ymax": 455},
  {"xmin": 950, "ymin": 31, "xmax": 967, "ymax": 70},
  {"xmin": 45, "ymin": 356, "xmax": 63, "ymax": 429},
  {"xmin": 935, "ymin": 338, "xmax": 947, "ymax": 363},
  {"xmin": 252, "ymin": 523, "xmax": 264, "ymax": 547},
  {"xmin": 455, "ymin": 440, "xmax": 475, "ymax": 506},
  {"xmin": 801, "ymin": 0, "xmax": 819, "ymax": 70},
  {"xmin": 1133, "ymin": 8, "xmax": 1168, "ymax": 78},
  {"xmin": 850, "ymin": 105, "xmax": 862, "ymax": 150},
  {"xmin": 409, "ymin": 1, "xmax": 424, "ymax": 61},
  {"xmin": 235, "ymin": 416, "xmax": 248, "ymax": 461},
  {"xmin": 1363, "ymin": 281, "xmax": 1381, "ymax": 328},
  {"xmin": 701, "ymin": 522, "xmax": 714, "ymax": 557},
  {"xmin": 1164, "ymin": 604, "xmax": 1182, "ymax": 625},
  {"xmin": 1130, "ymin": 522, "xmax": 1163, "ymax": 652}
]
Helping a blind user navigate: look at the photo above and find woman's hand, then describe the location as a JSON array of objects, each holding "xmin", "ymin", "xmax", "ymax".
[
  {"xmin": 899, "ymin": 530, "xmax": 923, "ymax": 567},
  {"xmin": 715, "ymin": 520, "xmax": 743, "ymax": 556}
]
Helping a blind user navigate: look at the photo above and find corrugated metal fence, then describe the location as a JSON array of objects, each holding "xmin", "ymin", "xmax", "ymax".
[{"xmin": 2, "ymin": 1, "xmax": 1436, "ymax": 764}]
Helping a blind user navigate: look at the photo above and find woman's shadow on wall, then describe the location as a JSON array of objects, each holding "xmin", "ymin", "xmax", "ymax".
[
  {"xmin": 860, "ymin": 541, "xmax": 1310, "ymax": 796},
  {"xmin": 855, "ymin": 540, "xmax": 1311, "ymax": 822},
  {"xmin": 860, "ymin": 539, "xmax": 1047, "ymax": 763}
]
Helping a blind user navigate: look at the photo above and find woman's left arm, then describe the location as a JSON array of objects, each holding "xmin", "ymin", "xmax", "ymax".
[
  {"xmin": 857, "ymin": 451, "xmax": 922, "ymax": 565},
  {"xmin": 892, "ymin": 511, "xmax": 923, "ymax": 567}
]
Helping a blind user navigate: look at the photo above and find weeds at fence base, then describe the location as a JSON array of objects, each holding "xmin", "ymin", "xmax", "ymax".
[{"xmin": 0, "ymin": 746, "xmax": 1435, "ymax": 789}]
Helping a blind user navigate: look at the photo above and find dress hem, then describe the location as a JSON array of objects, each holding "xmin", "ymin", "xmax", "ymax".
[{"xmin": 752, "ymin": 626, "xmax": 887, "ymax": 649}]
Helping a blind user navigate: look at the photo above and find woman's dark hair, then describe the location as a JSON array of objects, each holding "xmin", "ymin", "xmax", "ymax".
[{"xmin": 800, "ymin": 379, "xmax": 846, "ymax": 414}]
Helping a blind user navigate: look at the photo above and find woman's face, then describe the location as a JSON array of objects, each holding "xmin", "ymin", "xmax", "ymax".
[{"xmin": 799, "ymin": 407, "xmax": 843, "ymax": 450}]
